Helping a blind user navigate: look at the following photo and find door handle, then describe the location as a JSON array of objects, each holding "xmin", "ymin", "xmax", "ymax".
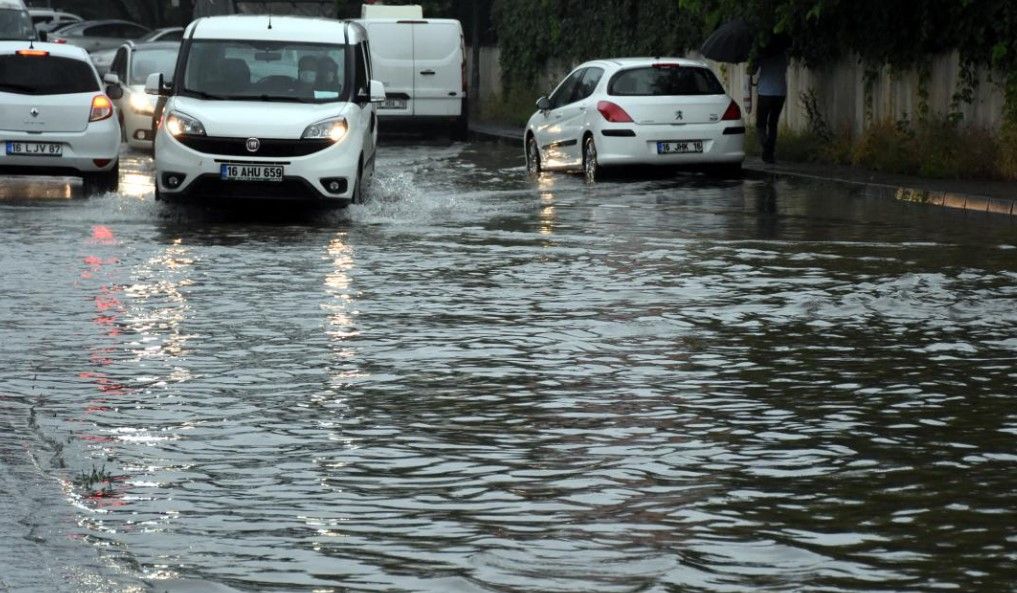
[{"xmin": 420, "ymin": 70, "xmax": 436, "ymax": 76}]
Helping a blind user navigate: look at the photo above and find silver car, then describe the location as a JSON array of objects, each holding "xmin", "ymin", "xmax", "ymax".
[{"xmin": 51, "ymin": 19, "xmax": 149, "ymax": 53}]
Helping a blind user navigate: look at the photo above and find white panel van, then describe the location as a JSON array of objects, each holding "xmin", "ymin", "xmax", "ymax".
[{"xmin": 355, "ymin": 18, "xmax": 467, "ymax": 139}]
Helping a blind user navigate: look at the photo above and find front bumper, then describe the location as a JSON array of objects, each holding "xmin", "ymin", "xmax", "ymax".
[
  {"xmin": 595, "ymin": 122, "xmax": 745, "ymax": 166},
  {"xmin": 154, "ymin": 129, "xmax": 360, "ymax": 204},
  {"xmin": 0, "ymin": 121, "xmax": 120, "ymax": 177}
]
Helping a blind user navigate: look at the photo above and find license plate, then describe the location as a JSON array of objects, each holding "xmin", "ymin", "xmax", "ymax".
[
  {"xmin": 219, "ymin": 164, "xmax": 284, "ymax": 182},
  {"xmin": 5, "ymin": 141, "xmax": 63, "ymax": 157},
  {"xmin": 657, "ymin": 140, "xmax": 703, "ymax": 155},
  {"xmin": 380, "ymin": 98, "xmax": 407, "ymax": 110}
]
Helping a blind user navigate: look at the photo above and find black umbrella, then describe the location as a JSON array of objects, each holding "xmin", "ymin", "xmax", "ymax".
[{"xmin": 699, "ymin": 18, "xmax": 753, "ymax": 63}]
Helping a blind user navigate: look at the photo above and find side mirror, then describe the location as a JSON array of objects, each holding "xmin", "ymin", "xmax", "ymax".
[
  {"xmin": 536, "ymin": 96, "xmax": 551, "ymax": 111},
  {"xmin": 369, "ymin": 79, "xmax": 386, "ymax": 103},
  {"xmin": 103, "ymin": 72, "xmax": 120, "ymax": 86},
  {"xmin": 106, "ymin": 84, "xmax": 123, "ymax": 100},
  {"xmin": 145, "ymin": 72, "xmax": 169, "ymax": 96}
]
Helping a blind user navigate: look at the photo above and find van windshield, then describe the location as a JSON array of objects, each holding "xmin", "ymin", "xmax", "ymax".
[
  {"xmin": 0, "ymin": 8, "xmax": 36, "ymax": 40},
  {"xmin": 181, "ymin": 39, "xmax": 347, "ymax": 103}
]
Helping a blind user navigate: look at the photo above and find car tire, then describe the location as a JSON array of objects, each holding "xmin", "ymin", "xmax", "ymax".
[
  {"xmin": 525, "ymin": 135, "xmax": 542, "ymax": 176},
  {"xmin": 350, "ymin": 164, "xmax": 363, "ymax": 205},
  {"xmin": 582, "ymin": 135, "xmax": 599, "ymax": 183},
  {"xmin": 82, "ymin": 161, "xmax": 119, "ymax": 196}
]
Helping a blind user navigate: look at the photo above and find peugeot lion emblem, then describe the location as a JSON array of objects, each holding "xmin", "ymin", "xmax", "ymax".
[
  {"xmin": 675, "ymin": 110, "xmax": 684, "ymax": 121},
  {"xmin": 30, "ymin": 108, "xmax": 39, "ymax": 118},
  {"xmin": 246, "ymin": 137, "xmax": 260, "ymax": 153}
]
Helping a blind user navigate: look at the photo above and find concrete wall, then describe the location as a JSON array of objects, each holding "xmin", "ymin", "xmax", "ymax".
[{"xmin": 468, "ymin": 45, "xmax": 1007, "ymax": 133}]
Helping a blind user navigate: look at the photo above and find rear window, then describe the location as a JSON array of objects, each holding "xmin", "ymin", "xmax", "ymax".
[
  {"xmin": 608, "ymin": 66, "xmax": 725, "ymax": 96},
  {"xmin": 0, "ymin": 54, "xmax": 98, "ymax": 95}
]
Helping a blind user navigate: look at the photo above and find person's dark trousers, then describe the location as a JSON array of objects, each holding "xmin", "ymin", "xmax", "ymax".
[{"xmin": 756, "ymin": 94, "xmax": 786, "ymax": 163}]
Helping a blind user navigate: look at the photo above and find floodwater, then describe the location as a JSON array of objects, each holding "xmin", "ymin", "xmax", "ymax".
[{"xmin": 1, "ymin": 142, "xmax": 1015, "ymax": 593}]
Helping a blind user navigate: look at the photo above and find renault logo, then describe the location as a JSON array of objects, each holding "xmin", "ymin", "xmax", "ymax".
[
  {"xmin": 30, "ymin": 108, "xmax": 39, "ymax": 118},
  {"xmin": 675, "ymin": 110, "xmax": 683, "ymax": 121},
  {"xmin": 245, "ymin": 137, "xmax": 260, "ymax": 153}
]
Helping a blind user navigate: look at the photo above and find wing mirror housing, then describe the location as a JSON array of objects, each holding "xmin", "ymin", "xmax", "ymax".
[
  {"xmin": 370, "ymin": 80, "xmax": 386, "ymax": 103},
  {"xmin": 145, "ymin": 72, "xmax": 171, "ymax": 96},
  {"xmin": 103, "ymin": 72, "xmax": 120, "ymax": 86},
  {"xmin": 536, "ymin": 96, "xmax": 551, "ymax": 111}
]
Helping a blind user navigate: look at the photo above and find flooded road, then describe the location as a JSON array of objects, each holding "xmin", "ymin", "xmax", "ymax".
[{"xmin": 1, "ymin": 142, "xmax": 1015, "ymax": 593}]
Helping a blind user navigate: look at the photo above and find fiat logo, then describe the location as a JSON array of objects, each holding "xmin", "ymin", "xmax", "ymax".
[{"xmin": 245, "ymin": 137, "xmax": 260, "ymax": 153}]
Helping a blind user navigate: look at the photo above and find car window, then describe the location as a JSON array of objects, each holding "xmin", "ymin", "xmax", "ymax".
[
  {"xmin": 155, "ymin": 29, "xmax": 182, "ymax": 41},
  {"xmin": 84, "ymin": 24, "xmax": 119, "ymax": 37},
  {"xmin": 183, "ymin": 39, "xmax": 348, "ymax": 103},
  {"xmin": 571, "ymin": 66, "xmax": 603, "ymax": 102},
  {"xmin": 548, "ymin": 68, "xmax": 585, "ymax": 110},
  {"xmin": 0, "ymin": 8, "xmax": 35, "ymax": 40},
  {"xmin": 116, "ymin": 23, "xmax": 148, "ymax": 39},
  {"xmin": 608, "ymin": 66, "xmax": 725, "ymax": 96},
  {"xmin": 32, "ymin": 15, "xmax": 50, "ymax": 25},
  {"xmin": 111, "ymin": 47, "xmax": 127, "ymax": 80},
  {"xmin": 353, "ymin": 42, "xmax": 369, "ymax": 95},
  {"xmin": 0, "ymin": 54, "xmax": 98, "ymax": 95},
  {"xmin": 130, "ymin": 47, "xmax": 177, "ymax": 85}
]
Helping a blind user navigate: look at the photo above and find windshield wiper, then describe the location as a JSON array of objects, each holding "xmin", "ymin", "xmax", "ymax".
[
  {"xmin": 223, "ymin": 94, "xmax": 314, "ymax": 103},
  {"xmin": 182, "ymin": 89, "xmax": 230, "ymax": 100}
]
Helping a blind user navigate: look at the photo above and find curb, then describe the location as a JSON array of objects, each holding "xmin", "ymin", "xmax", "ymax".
[{"xmin": 469, "ymin": 124, "xmax": 1016, "ymax": 218}]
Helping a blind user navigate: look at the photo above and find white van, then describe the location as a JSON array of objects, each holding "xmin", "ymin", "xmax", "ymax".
[
  {"xmin": 0, "ymin": 0, "xmax": 36, "ymax": 41},
  {"xmin": 354, "ymin": 17, "xmax": 467, "ymax": 139}
]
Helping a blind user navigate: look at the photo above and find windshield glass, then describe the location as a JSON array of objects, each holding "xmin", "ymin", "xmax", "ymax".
[
  {"xmin": 0, "ymin": 8, "xmax": 35, "ymax": 40},
  {"xmin": 0, "ymin": 54, "xmax": 97, "ymax": 95},
  {"xmin": 131, "ymin": 47, "xmax": 177, "ymax": 85},
  {"xmin": 609, "ymin": 66, "xmax": 725, "ymax": 96},
  {"xmin": 182, "ymin": 39, "xmax": 347, "ymax": 103}
]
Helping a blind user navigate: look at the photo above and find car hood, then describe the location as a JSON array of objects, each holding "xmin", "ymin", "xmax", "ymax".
[{"xmin": 168, "ymin": 97, "xmax": 354, "ymax": 138}]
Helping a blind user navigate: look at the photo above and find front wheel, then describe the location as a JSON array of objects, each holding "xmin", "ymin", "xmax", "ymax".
[
  {"xmin": 582, "ymin": 136, "xmax": 599, "ymax": 183},
  {"xmin": 525, "ymin": 135, "xmax": 541, "ymax": 176}
]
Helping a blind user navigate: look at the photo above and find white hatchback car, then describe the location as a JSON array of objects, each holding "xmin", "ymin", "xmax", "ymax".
[
  {"xmin": 0, "ymin": 41, "xmax": 120, "ymax": 195},
  {"xmin": 149, "ymin": 15, "xmax": 385, "ymax": 206},
  {"xmin": 525, "ymin": 58, "xmax": 745, "ymax": 181}
]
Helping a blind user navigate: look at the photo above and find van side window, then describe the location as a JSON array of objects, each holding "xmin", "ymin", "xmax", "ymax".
[{"xmin": 354, "ymin": 42, "xmax": 369, "ymax": 96}]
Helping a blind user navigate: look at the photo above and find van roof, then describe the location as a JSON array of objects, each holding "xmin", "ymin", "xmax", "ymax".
[
  {"xmin": 354, "ymin": 18, "xmax": 462, "ymax": 27},
  {"xmin": 188, "ymin": 15, "xmax": 350, "ymax": 44},
  {"xmin": 0, "ymin": 0, "xmax": 28, "ymax": 9}
]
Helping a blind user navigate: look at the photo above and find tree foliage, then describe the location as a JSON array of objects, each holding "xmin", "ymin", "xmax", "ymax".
[{"xmin": 491, "ymin": 0, "xmax": 1017, "ymax": 119}]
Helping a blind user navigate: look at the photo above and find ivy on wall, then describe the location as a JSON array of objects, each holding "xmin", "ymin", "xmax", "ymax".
[{"xmin": 491, "ymin": 0, "xmax": 1017, "ymax": 122}]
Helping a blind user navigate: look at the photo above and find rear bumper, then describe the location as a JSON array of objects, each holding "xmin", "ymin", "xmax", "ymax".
[
  {"xmin": 123, "ymin": 109, "xmax": 155, "ymax": 150},
  {"xmin": 0, "ymin": 121, "xmax": 120, "ymax": 175},
  {"xmin": 595, "ymin": 122, "xmax": 745, "ymax": 166}
]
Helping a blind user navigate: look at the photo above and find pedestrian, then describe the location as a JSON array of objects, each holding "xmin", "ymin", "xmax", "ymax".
[{"xmin": 753, "ymin": 39, "xmax": 789, "ymax": 164}]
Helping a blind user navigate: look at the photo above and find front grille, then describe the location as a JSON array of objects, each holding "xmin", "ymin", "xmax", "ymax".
[
  {"xmin": 177, "ymin": 135, "xmax": 332, "ymax": 157},
  {"xmin": 183, "ymin": 175, "xmax": 326, "ymax": 201}
]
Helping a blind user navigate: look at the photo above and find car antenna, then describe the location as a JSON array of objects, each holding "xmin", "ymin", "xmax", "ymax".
[
  {"xmin": 28, "ymin": 36, "xmax": 34, "ymax": 49},
  {"xmin": 267, "ymin": 7, "xmax": 273, "ymax": 29}
]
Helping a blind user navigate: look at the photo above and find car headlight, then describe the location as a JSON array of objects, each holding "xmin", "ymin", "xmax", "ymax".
[
  {"xmin": 164, "ymin": 111, "xmax": 205, "ymax": 137},
  {"xmin": 302, "ymin": 116, "xmax": 347, "ymax": 142},
  {"xmin": 129, "ymin": 92, "xmax": 155, "ymax": 115}
]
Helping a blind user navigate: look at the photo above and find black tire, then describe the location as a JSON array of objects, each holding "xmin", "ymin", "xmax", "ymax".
[
  {"xmin": 525, "ymin": 135, "xmax": 542, "ymax": 176},
  {"xmin": 350, "ymin": 161, "xmax": 363, "ymax": 205},
  {"xmin": 82, "ymin": 160, "xmax": 119, "ymax": 196},
  {"xmin": 582, "ymin": 135, "xmax": 599, "ymax": 183}
]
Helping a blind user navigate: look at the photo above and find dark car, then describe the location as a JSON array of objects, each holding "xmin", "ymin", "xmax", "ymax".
[{"xmin": 51, "ymin": 19, "xmax": 150, "ymax": 53}]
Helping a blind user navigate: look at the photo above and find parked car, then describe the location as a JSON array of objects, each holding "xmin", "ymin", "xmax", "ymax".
[
  {"xmin": 525, "ymin": 58, "xmax": 746, "ymax": 181},
  {"xmin": 103, "ymin": 41, "xmax": 178, "ymax": 149},
  {"xmin": 138, "ymin": 27, "xmax": 184, "ymax": 43},
  {"xmin": 355, "ymin": 17, "xmax": 467, "ymax": 139},
  {"xmin": 149, "ymin": 15, "xmax": 385, "ymax": 206},
  {"xmin": 29, "ymin": 8, "xmax": 82, "ymax": 33},
  {"xmin": 51, "ymin": 20, "xmax": 150, "ymax": 53},
  {"xmin": 0, "ymin": 40, "xmax": 121, "ymax": 195},
  {"xmin": 0, "ymin": 0, "xmax": 36, "ymax": 41}
]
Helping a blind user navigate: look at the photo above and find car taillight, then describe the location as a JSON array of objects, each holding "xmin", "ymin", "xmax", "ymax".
[
  {"xmin": 53, "ymin": 38, "xmax": 67, "ymax": 44},
  {"xmin": 722, "ymin": 99, "xmax": 742, "ymax": 121},
  {"xmin": 89, "ymin": 95, "xmax": 113, "ymax": 122},
  {"xmin": 652, "ymin": 63, "xmax": 680, "ymax": 69},
  {"xmin": 597, "ymin": 100, "xmax": 633, "ymax": 123}
]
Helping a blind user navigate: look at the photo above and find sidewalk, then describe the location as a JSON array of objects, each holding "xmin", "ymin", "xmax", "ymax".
[{"xmin": 469, "ymin": 122, "xmax": 1017, "ymax": 217}]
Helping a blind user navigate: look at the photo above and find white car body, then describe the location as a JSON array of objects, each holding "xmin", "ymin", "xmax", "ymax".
[
  {"xmin": 354, "ymin": 17, "xmax": 467, "ymax": 136},
  {"xmin": 151, "ymin": 15, "xmax": 384, "ymax": 206},
  {"xmin": 105, "ymin": 41, "xmax": 178, "ymax": 149},
  {"xmin": 525, "ymin": 58, "xmax": 745, "ymax": 177},
  {"xmin": 0, "ymin": 41, "xmax": 120, "ymax": 193}
]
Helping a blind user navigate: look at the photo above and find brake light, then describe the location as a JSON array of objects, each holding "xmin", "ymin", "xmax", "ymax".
[
  {"xmin": 16, "ymin": 49, "xmax": 49, "ymax": 57},
  {"xmin": 652, "ymin": 63, "xmax": 680, "ymax": 69},
  {"xmin": 53, "ymin": 38, "xmax": 67, "ymax": 44},
  {"xmin": 597, "ymin": 100, "xmax": 633, "ymax": 123},
  {"xmin": 722, "ymin": 99, "xmax": 742, "ymax": 121},
  {"xmin": 397, "ymin": 20, "xmax": 427, "ymax": 24},
  {"xmin": 89, "ymin": 95, "xmax": 113, "ymax": 122}
]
